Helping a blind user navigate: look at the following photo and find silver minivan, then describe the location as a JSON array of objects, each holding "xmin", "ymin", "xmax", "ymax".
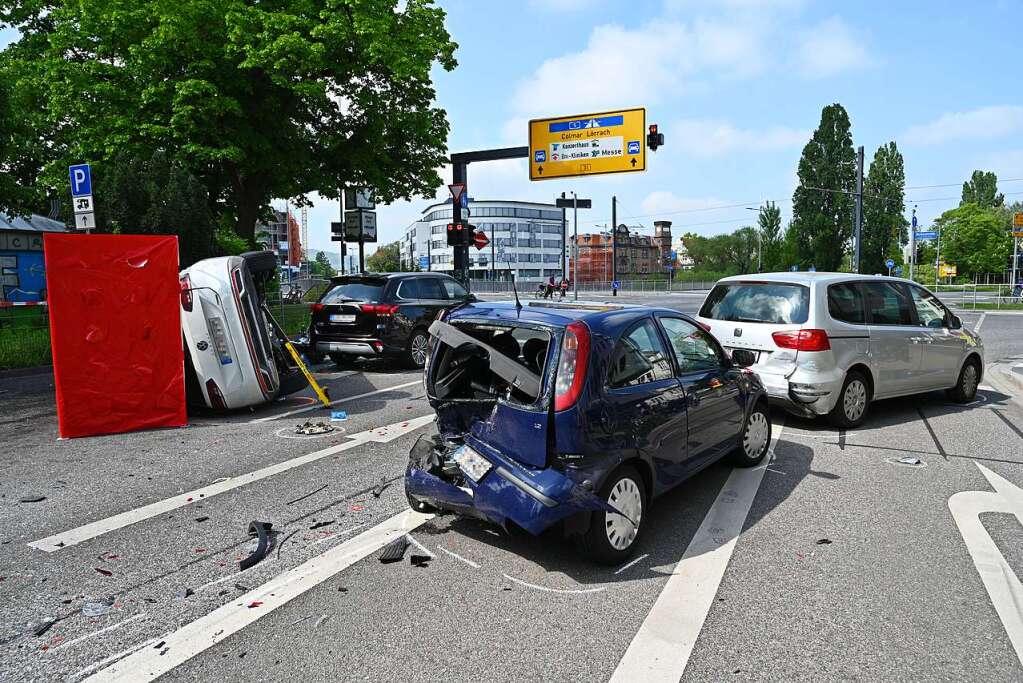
[{"xmin": 696, "ymin": 273, "xmax": 984, "ymax": 426}]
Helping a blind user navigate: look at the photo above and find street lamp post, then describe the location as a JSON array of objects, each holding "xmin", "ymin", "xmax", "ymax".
[{"xmin": 746, "ymin": 207, "xmax": 762, "ymax": 273}]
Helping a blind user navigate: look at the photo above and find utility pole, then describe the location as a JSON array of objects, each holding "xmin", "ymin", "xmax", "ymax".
[
  {"xmin": 560, "ymin": 199, "xmax": 567, "ymax": 278},
  {"xmin": 909, "ymin": 205, "xmax": 917, "ymax": 281},
  {"xmin": 573, "ymin": 193, "xmax": 579, "ymax": 300},
  {"xmin": 338, "ymin": 189, "xmax": 346, "ymax": 275},
  {"xmin": 935, "ymin": 225, "xmax": 941, "ymax": 288},
  {"xmin": 853, "ymin": 145, "xmax": 864, "ymax": 273},
  {"xmin": 611, "ymin": 195, "xmax": 618, "ymax": 296}
]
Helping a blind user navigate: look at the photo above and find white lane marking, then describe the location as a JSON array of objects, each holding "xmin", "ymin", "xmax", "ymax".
[
  {"xmin": 502, "ymin": 573, "xmax": 606, "ymax": 595},
  {"xmin": 610, "ymin": 419, "xmax": 785, "ymax": 683},
  {"xmin": 250, "ymin": 380, "xmax": 421, "ymax": 423},
  {"xmin": 83, "ymin": 510, "xmax": 432, "ymax": 682},
  {"xmin": 29, "ymin": 414, "xmax": 435, "ymax": 552},
  {"xmin": 405, "ymin": 533, "xmax": 435, "ymax": 558},
  {"xmin": 948, "ymin": 463, "xmax": 1023, "ymax": 667},
  {"xmin": 52, "ymin": 614, "xmax": 147, "ymax": 652},
  {"xmin": 436, "ymin": 545, "xmax": 480, "ymax": 569},
  {"xmin": 614, "ymin": 553, "xmax": 649, "ymax": 575},
  {"xmin": 70, "ymin": 637, "xmax": 163, "ymax": 682},
  {"xmin": 975, "ymin": 313, "xmax": 987, "ymax": 333},
  {"xmin": 305, "ymin": 523, "xmax": 368, "ymax": 549}
]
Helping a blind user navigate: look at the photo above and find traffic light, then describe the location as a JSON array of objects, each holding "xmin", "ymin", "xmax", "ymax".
[
  {"xmin": 446, "ymin": 221, "xmax": 472, "ymax": 247},
  {"xmin": 647, "ymin": 124, "xmax": 664, "ymax": 152}
]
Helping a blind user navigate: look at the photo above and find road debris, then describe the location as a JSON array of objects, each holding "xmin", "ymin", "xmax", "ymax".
[
  {"xmin": 816, "ymin": 538, "xmax": 833, "ymax": 545},
  {"xmin": 314, "ymin": 614, "xmax": 329, "ymax": 628},
  {"xmin": 238, "ymin": 521, "xmax": 274, "ymax": 571},
  {"xmin": 898, "ymin": 456, "xmax": 922, "ymax": 466},
  {"xmin": 33, "ymin": 619, "xmax": 58, "ymax": 637},
  {"xmin": 410, "ymin": 555, "xmax": 431, "ymax": 568},
  {"xmin": 247, "ymin": 601, "xmax": 263, "ymax": 609},
  {"xmin": 330, "ymin": 410, "xmax": 348, "ymax": 422},
  {"xmin": 82, "ymin": 598, "xmax": 115, "ymax": 617},
  {"xmin": 290, "ymin": 615, "xmax": 315, "ymax": 626},
  {"xmin": 309, "ymin": 520, "xmax": 334, "ymax": 530},
  {"xmin": 294, "ymin": 421, "xmax": 334, "ymax": 435},
  {"xmin": 349, "ymin": 503, "xmax": 366, "ymax": 512},
  {"xmin": 175, "ymin": 588, "xmax": 194, "ymax": 600},
  {"xmin": 371, "ymin": 477, "xmax": 391, "ymax": 498},
  {"xmin": 286, "ymin": 484, "xmax": 327, "ymax": 506},
  {"xmin": 19, "ymin": 495, "xmax": 47, "ymax": 503},
  {"xmin": 195, "ymin": 516, "xmax": 209, "ymax": 523},
  {"xmin": 94, "ymin": 567, "xmax": 113, "ymax": 577},
  {"xmin": 378, "ymin": 536, "xmax": 410, "ymax": 564},
  {"xmin": 234, "ymin": 583, "xmax": 250, "ymax": 592},
  {"xmin": 153, "ymin": 641, "xmax": 165, "ymax": 649},
  {"xmin": 277, "ymin": 529, "xmax": 300, "ymax": 560}
]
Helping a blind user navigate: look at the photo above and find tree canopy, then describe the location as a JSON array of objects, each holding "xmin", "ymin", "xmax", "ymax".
[
  {"xmin": 961, "ymin": 170, "xmax": 1004, "ymax": 208},
  {"xmin": 861, "ymin": 141, "xmax": 906, "ymax": 274},
  {"xmin": 935, "ymin": 203, "xmax": 1011, "ymax": 276},
  {"xmin": 366, "ymin": 241, "xmax": 401, "ymax": 272},
  {"xmin": 757, "ymin": 202, "xmax": 782, "ymax": 271},
  {"xmin": 790, "ymin": 103, "xmax": 856, "ymax": 271},
  {"xmin": 0, "ymin": 0, "xmax": 457, "ymax": 241}
]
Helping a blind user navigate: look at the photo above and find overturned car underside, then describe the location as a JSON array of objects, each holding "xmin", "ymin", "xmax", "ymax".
[{"xmin": 405, "ymin": 318, "xmax": 622, "ymax": 538}]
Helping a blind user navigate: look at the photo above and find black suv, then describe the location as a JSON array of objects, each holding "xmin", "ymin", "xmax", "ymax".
[{"xmin": 307, "ymin": 272, "xmax": 475, "ymax": 368}]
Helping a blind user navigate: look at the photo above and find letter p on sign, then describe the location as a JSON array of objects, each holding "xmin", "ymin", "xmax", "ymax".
[{"xmin": 68, "ymin": 164, "xmax": 92, "ymax": 197}]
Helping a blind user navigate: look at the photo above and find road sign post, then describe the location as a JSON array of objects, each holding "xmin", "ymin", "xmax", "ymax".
[
  {"xmin": 886, "ymin": 258, "xmax": 895, "ymax": 276},
  {"xmin": 68, "ymin": 163, "xmax": 95, "ymax": 233},
  {"xmin": 556, "ymin": 194, "xmax": 591, "ymax": 300},
  {"xmin": 1012, "ymin": 212, "xmax": 1023, "ymax": 290},
  {"xmin": 529, "ymin": 108, "xmax": 646, "ymax": 181}
]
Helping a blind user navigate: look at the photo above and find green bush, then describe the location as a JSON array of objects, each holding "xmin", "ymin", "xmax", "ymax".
[{"xmin": 0, "ymin": 327, "xmax": 52, "ymax": 369}]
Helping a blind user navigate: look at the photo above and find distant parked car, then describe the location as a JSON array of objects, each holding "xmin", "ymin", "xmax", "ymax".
[
  {"xmin": 696, "ymin": 273, "xmax": 984, "ymax": 427},
  {"xmin": 180, "ymin": 251, "xmax": 308, "ymax": 410},
  {"xmin": 404, "ymin": 300, "xmax": 770, "ymax": 564},
  {"xmin": 307, "ymin": 272, "xmax": 475, "ymax": 368}
]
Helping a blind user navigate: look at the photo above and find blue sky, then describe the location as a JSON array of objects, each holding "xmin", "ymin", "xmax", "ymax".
[{"xmin": 5, "ymin": 1, "xmax": 1023, "ymax": 257}]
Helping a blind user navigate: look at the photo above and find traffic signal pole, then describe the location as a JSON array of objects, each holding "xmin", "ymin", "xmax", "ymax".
[
  {"xmin": 853, "ymin": 145, "xmax": 863, "ymax": 274},
  {"xmin": 611, "ymin": 195, "xmax": 617, "ymax": 296},
  {"xmin": 449, "ymin": 146, "xmax": 528, "ymax": 289}
]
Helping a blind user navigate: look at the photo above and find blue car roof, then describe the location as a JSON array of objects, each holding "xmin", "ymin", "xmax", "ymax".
[{"xmin": 449, "ymin": 300, "xmax": 687, "ymax": 334}]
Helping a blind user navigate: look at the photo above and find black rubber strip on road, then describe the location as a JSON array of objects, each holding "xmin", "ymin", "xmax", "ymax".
[
  {"xmin": 917, "ymin": 407, "xmax": 948, "ymax": 460},
  {"xmin": 992, "ymin": 409, "xmax": 1023, "ymax": 441},
  {"xmin": 378, "ymin": 536, "xmax": 410, "ymax": 564}
]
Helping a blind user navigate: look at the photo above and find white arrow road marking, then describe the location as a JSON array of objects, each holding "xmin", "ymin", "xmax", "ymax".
[
  {"xmin": 948, "ymin": 463, "xmax": 1023, "ymax": 667},
  {"xmin": 29, "ymin": 414, "xmax": 435, "ymax": 552},
  {"xmin": 82, "ymin": 510, "xmax": 432, "ymax": 682},
  {"xmin": 249, "ymin": 379, "xmax": 421, "ymax": 423},
  {"xmin": 610, "ymin": 419, "xmax": 785, "ymax": 683}
]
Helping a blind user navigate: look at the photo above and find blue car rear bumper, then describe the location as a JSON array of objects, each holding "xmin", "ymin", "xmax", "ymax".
[{"xmin": 405, "ymin": 438, "xmax": 611, "ymax": 536}]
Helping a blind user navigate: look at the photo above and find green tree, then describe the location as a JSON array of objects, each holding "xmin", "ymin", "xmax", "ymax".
[
  {"xmin": 790, "ymin": 103, "xmax": 856, "ymax": 271},
  {"xmin": 729, "ymin": 226, "xmax": 759, "ymax": 273},
  {"xmin": 96, "ymin": 151, "xmax": 218, "ymax": 267},
  {"xmin": 757, "ymin": 201, "xmax": 782, "ymax": 271},
  {"xmin": 366, "ymin": 241, "xmax": 401, "ymax": 272},
  {"xmin": 936, "ymin": 204, "xmax": 1011, "ymax": 277},
  {"xmin": 861, "ymin": 141, "xmax": 906, "ymax": 274},
  {"xmin": 311, "ymin": 250, "xmax": 335, "ymax": 278},
  {"xmin": 961, "ymin": 170, "xmax": 1004, "ymax": 208},
  {"xmin": 0, "ymin": 0, "xmax": 457, "ymax": 242}
]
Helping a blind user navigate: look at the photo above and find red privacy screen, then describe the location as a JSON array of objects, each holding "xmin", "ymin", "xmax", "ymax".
[{"xmin": 44, "ymin": 234, "xmax": 187, "ymax": 438}]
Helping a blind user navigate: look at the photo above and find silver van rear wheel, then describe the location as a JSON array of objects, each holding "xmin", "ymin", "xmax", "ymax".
[{"xmin": 828, "ymin": 370, "xmax": 870, "ymax": 428}]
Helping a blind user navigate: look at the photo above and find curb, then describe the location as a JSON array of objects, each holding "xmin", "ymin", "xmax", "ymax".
[
  {"xmin": 0, "ymin": 364, "xmax": 54, "ymax": 379},
  {"xmin": 1008, "ymin": 364, "xmax": 1023, "ymax": 393}
]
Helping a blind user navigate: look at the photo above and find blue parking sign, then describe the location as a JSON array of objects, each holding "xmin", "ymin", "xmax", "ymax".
[
  {"xmin": 68, "ymin": 163, "xmax": 92, "ymax": 197},
  {"xmin": 534, "ymin": 150, "xmax": 546, "ymax": 163},
  {"xmin": 627, "ymin": 140, "xmax": 641, "ymax": 155}
]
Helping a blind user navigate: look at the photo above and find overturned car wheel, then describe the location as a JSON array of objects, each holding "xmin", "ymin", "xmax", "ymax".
[{"xmin": 579, "ymin": 465, "xmax": 646, "ymax": 565}]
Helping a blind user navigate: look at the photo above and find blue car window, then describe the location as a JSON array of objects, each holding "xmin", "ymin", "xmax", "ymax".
[
  {"xmin": 607, "ymin": 319, "xmax": 674, "ymax": 388},
  {"xmin": 660, "ymin": 317, "xmax": 722, "ymax": 373}
]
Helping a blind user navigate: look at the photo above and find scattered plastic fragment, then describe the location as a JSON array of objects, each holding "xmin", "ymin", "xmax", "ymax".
[
  {"xmin": 314, "ymin": 615, "xmax": 329, "ymax": 628},
  {"xmin": 33, "ymin": 619, "xmax": 57, "ymax": 637},
  {"xmin": 238, "ymin": 521, "xmax": 274, "ymax": 571},
  {"xmin": 82, "ymin": 598, "xmax": 114, "ymax": 617},
  {"xmin": 94, "ymin": 567, "xmax": 113, "ymax": 577},
  {"xmin": 247, "ymin": 601, "xmax": 263, "ymax": 609},
  {"xmin": 898, "ymin": 456, "xmax": 922, "ymax": 466},
  {"xmin": 410, "ymin": 555, "xmax": 431, "ymax": 568},
  {"xmin": 378, "ymin": 537, "xmax": 410, "ymax": 564},
  {"xmin": 295, "ymin": 421, "xmax": 334, "ymax": 435},
  {"xmin": 154, "ymin": 641, "xmax": 166, "ymax": 649},
  {"xmin": 234, "ymin": 583, "xmax": 250, "ymax": 592},
  {"xmin": 186, "ymin": 497, "xmax": 193, "ymax": 502},
  {"xmin": 816, "ymin": 538, "xmax": 833, "ymax": 545},
  {"xmin": 349, "ymin": 504, "xmax": 365, "ymax": 512},
  {"xmin": 290, "ymin": 615, "xmax": 314, "ymax": 626},
  {"xmin": 309, "ymin": 520, "xmax": 334, "ymax": 530},
  {"xmin": 19, "ymin": 495, "xmax": 46, "ymax": 503},
  {"xmin": 142, "ymin": 598, "xmax": 157, "ymax": 605},
  {"xmin": 176, "ymin": 588, "xmax": 194, "ymax": 600},
  {"xmin": 194, "ymin": 547, "xmax": 207, "ymax": 553},
  {"xmin": 337, "ymin": 586, "xmax": 348, "ymax": 593},
  {"xmin": 286, "ymin": 485, "xmax": 327, "ymax": 506},
  {"xmin": 371, "ymin": 477, "xmax": 391, "ymax": 498},
  {"xmin": 330, "ymin": 411, "xmax": 348, "ymax": 422},
  {"xmin": 195, "ymin": 516, "xmax": 210, "ymax": 523}
]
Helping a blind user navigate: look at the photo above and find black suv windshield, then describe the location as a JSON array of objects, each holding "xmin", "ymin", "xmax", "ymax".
[
  {"xmin": 700, "ymin": 282, "xmax": 810, "ymax": 324},
  {"xmin": 321, "ymin": 279, "xmax": 387, "ymax": 303}
]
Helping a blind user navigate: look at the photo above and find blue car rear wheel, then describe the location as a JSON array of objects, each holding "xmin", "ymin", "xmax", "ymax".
[{"xmin": 580, "ymin": 465, "xmax": 647, "ymax": 565}]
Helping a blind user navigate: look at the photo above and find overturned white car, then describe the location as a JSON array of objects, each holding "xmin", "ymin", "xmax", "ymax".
[{"xmin": 179, "ymin": 251, "xmax": 308, "ymax": 410}]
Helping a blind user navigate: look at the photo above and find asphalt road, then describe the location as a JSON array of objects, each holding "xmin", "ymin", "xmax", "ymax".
[{"xmin": 2, "ymin": 291, "xmax": 1023, "ymax": 682}]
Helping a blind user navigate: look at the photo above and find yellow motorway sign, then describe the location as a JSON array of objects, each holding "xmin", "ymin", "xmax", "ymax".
[
  {"xmin": 529, "ymin": 108, "xmax": 646, "ymax": 181},
  {"xmin": 939, "ymin": 263, "xmax": 957, "ymax": 278},
  {"xmin": 1012, "ymin": 231, "xmax": 1023, "ymax": 238},
  {"xmin": 1014, "ymin": 211, "xmax": 1023, "ymax": 227}
]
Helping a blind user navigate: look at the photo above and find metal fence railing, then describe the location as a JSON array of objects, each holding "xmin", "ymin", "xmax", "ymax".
[
  {"xmin": 0, "ymin": 302, "xmax": 52, "ymax": 370},
  {"xmin": 930, "ymin": 283, "xmax": 1023, "ymax": 310},
  {"xmin": 468, "ymin": 279, "xmax": 716, "ymax": 295}
]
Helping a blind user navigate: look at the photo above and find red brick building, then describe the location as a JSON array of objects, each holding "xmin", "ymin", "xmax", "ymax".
[{"xmin": 570, "ymin": 224, "xmax": 668, "ymax": 282}]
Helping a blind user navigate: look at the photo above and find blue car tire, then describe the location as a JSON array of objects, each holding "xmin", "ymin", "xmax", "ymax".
[{"xmin": 580, "ymin": 465, "xmax": 647, "ymax": 565}]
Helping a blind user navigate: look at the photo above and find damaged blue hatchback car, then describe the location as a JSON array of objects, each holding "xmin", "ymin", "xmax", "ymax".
[{"xmin": 404, "ymin": 300, "xmax": 770, "ymax": 564}]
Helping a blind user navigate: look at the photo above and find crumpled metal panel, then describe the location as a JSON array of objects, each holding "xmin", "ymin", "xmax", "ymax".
[{"xmin": 44, "ymin": 234, "xmax": 187, "ymax": 438}]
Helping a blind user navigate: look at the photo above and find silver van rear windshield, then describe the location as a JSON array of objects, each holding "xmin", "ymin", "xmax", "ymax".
[{"xmin": 700, "ymin": 282, "xmax": 810, "ymax": 324}]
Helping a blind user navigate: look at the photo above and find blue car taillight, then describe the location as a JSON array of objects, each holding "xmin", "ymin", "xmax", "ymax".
[{"xmin": 554, "ymin": 321, "xmax": 590, "ymax": 411}]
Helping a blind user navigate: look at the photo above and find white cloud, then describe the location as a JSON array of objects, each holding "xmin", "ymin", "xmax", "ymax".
[
  {"xmin": 673, "ymin": 118, "xmax": 808, "ymax": 157},
  {"xmin": 795, "ymin": 16, "xmax": 875, "ymax": 79},
  {"xmin": 903, "ymin": 106, "xmax": 1023, "ymax": 146},
  {"xmin": 508, "ymin": 18, "xmax": 770, "ymax": 118}
]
